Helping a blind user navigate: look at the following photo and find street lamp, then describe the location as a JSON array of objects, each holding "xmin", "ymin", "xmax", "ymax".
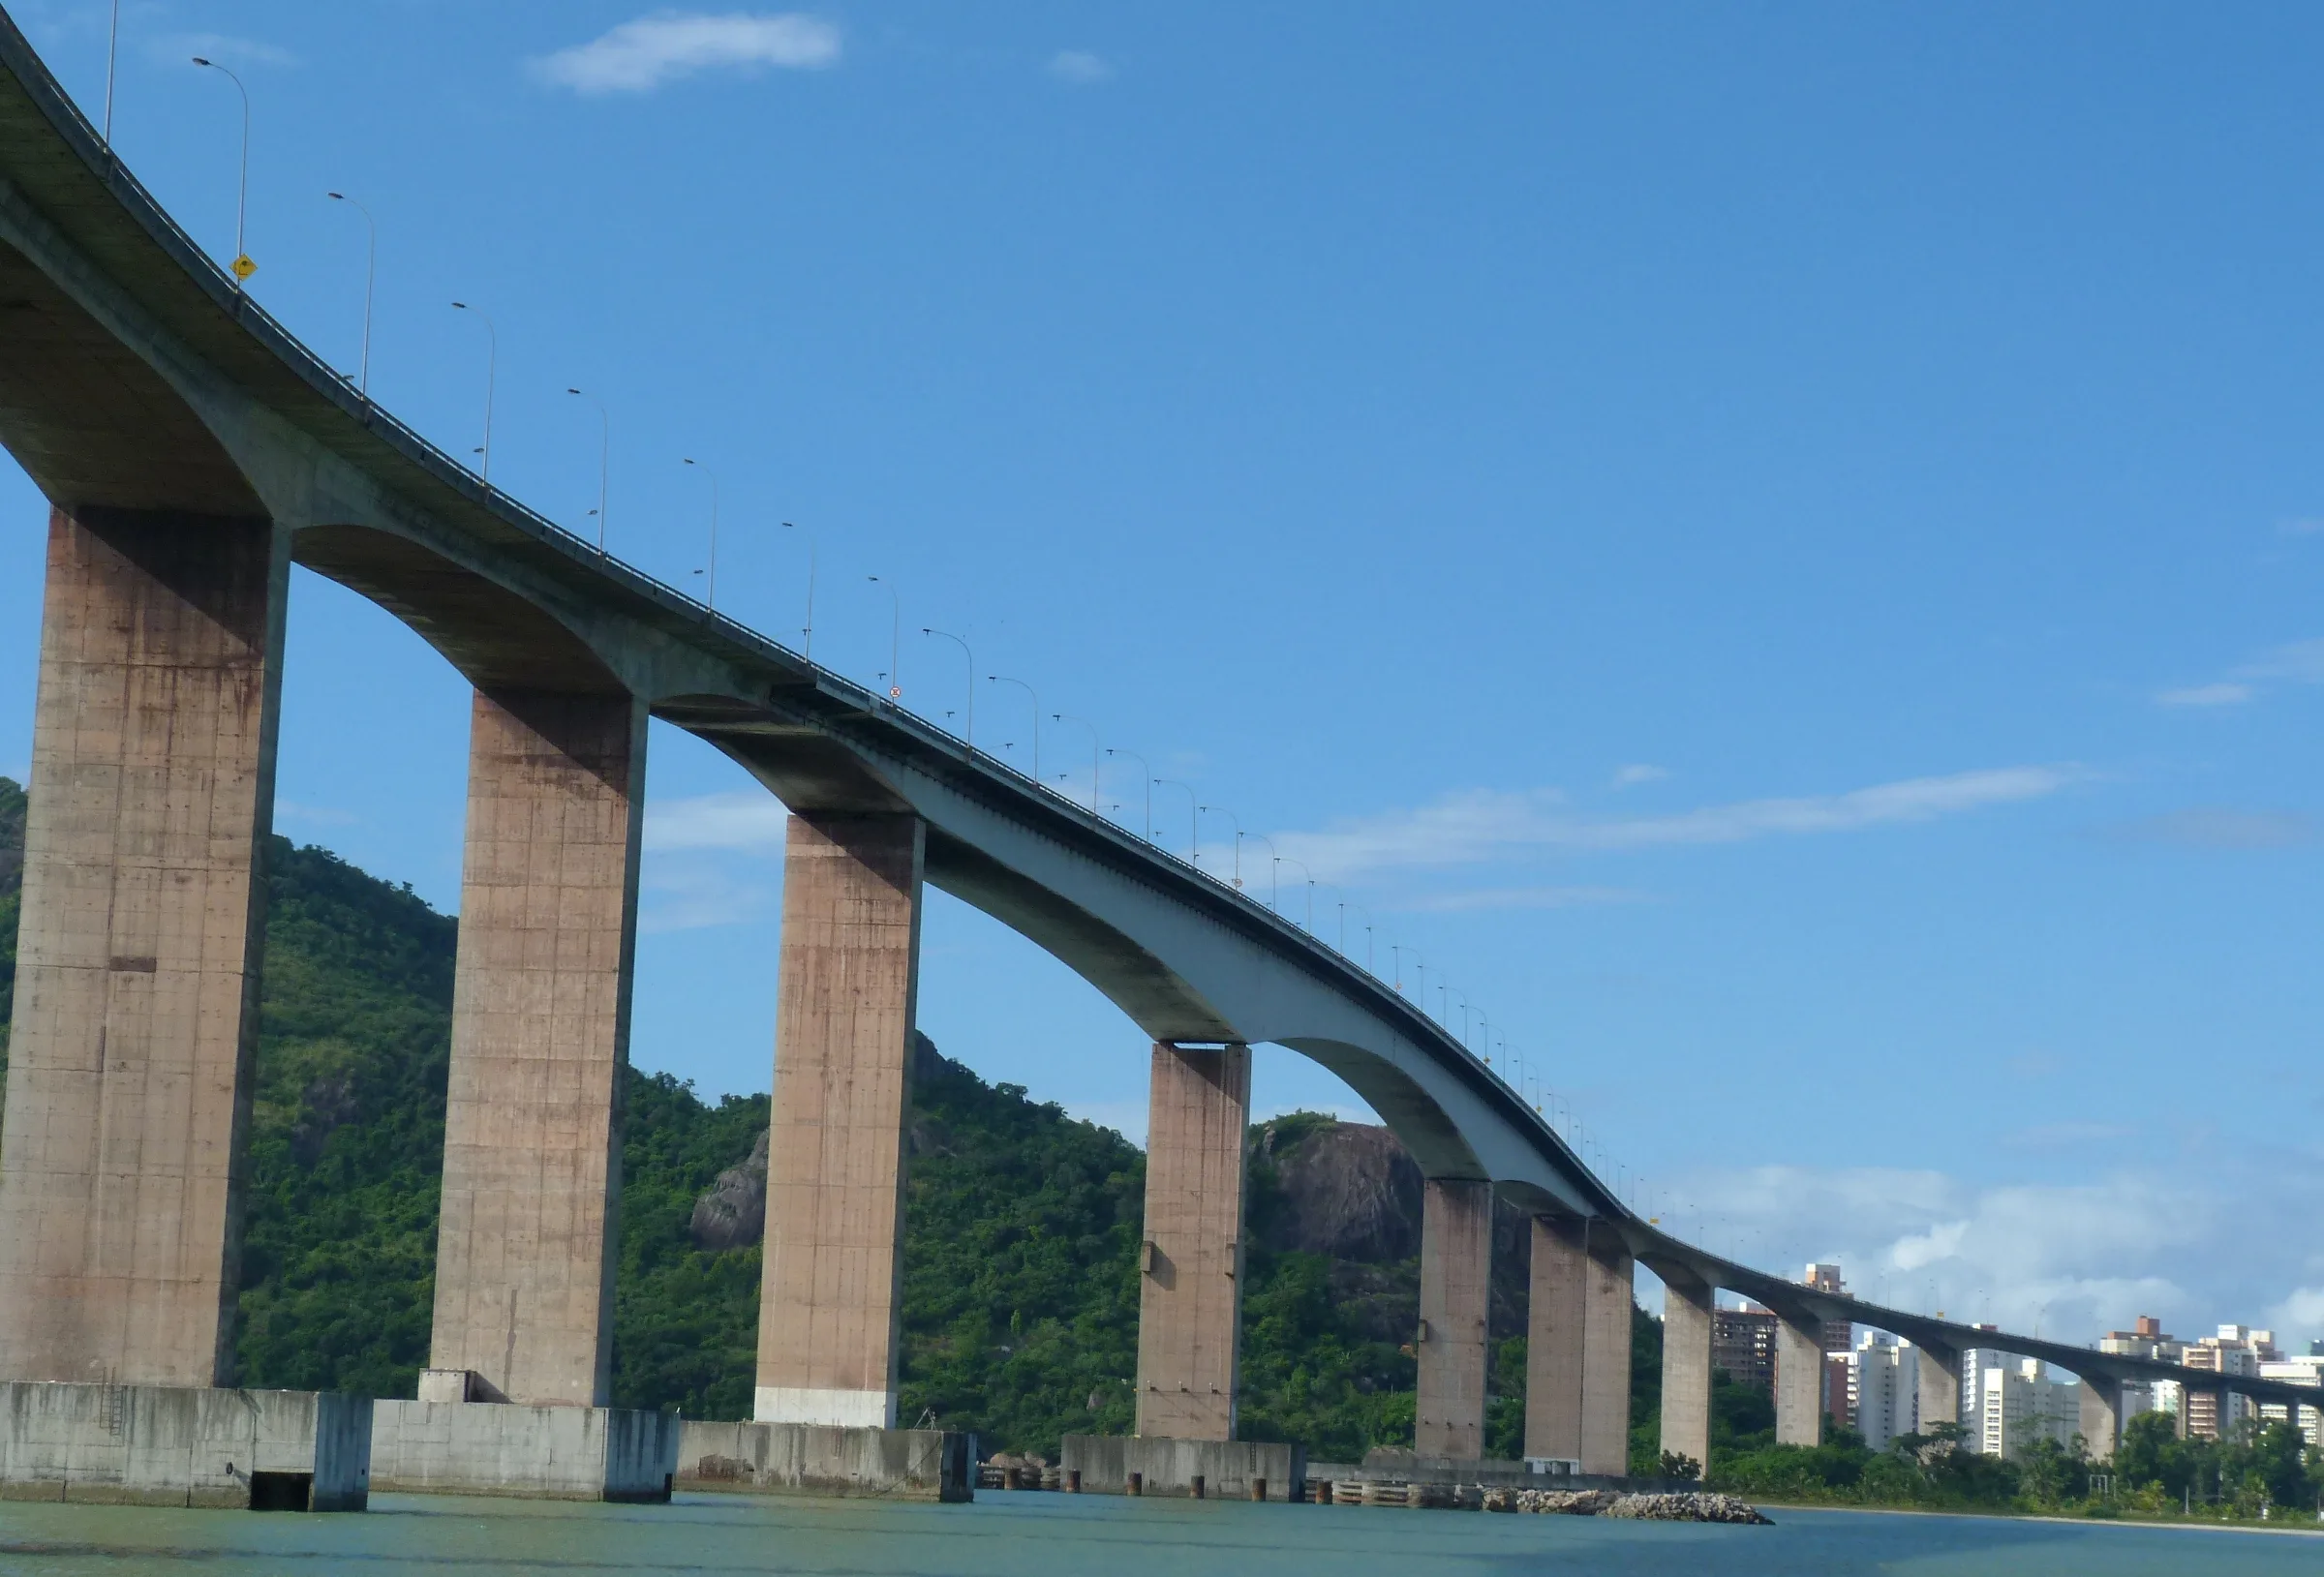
[
  {"xmin": 103, "ymin": 0, "xmax": 119, "ymax": 147},
  {"xmin": 565, "ymin": 388, "xmax": 609, "ymax": 547},
  {"xmin": 923, "ymin": 629, "xmax": 973, "ymax": 743},
  {"xmin": 1051, "ymin": 713, "xmax": 1099, "ymax": 810},
  {"xmin": 324, "ymin": 193, "xmax": 375, "ymax": 401},
  {"xmin": 1246, "ymin": 832, "xmax": 1279, "ymax": 909},
  {"xmin": 1105, "ymin": 748, "xmax": 1152, "ymax": 841},
  {"xmin": 451, "ymin": 302, "xmax": 497, "ymax": 485},
  {"xmin": 191, "ymin": 58, "xmax": 254, "ymax": 291},
  {"xmin": 683, "ymin": 457, "xmax": 719, "ymax": 610},
  {"xmin": 1344, "ymin": 900, "xmax": 1375, "ymax": 972},
  {"xmin": 1154, "ymin": 778, "xmax": 1197, "ymax": 864},
  {"xmin": 780, "ymin": 522, "xmax": 816, "ymax": 658},
  {"xmin": 988, "ymin": 677, "xmax": 1040, "ymax": 778},
  {"xmin": 867, "ymin": 576, "xmax": 901, "ymax": 701},
  {"xmin": 1198, "ymin": 805, "xmax": 1242, "ymax": 888},
  {"xmin": 1276, "ymin": 856, "xmax": 1313, "ymax": 929}
]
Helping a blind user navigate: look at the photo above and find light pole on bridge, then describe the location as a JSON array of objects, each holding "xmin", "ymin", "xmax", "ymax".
[
  {"xmin": 866, "ymin": 576, "xmax": 901, "ymax": 701},
  {"xmin": 1105, "ymin": 747, "xmax": 1152, "ymax": 841},
  {"xmin": 1198, "ymin": 805, "xmax": 1242, "ymax": 889},
  {"xmin": 923, "ymin": 629, "xmax": 973, "ymax": 743},
  {"xmin": 1154, "ymin": 778, "xmax": 1197, "ymax": 865},
  {"xmin": 566, "ymin": 387, "xmax": 609, "ymax": 545},
  {"xmin": 989, "ymin": 676, "xmax": 1040, "ymax": 777},
  {"xmin": 1051, "ymin": 713, "xmax": 1099, "ymax": 810},
  {"xmin": 191, "ymin": 58, "xmax": 255, "ymax": 292},
  {"xmin": 324, "ymin": 193, "xmax": 375, "ymax": 403},
  {"xmin": 781, "ymin": 522, "xmax": 815, "ymax": 658},
  {"xmin": 450, "ymin": 302, "xmax": 498, "ymax": 485},
  {"xmin": 683, "ymin": 458, "xmax": 719, "ymax": 611}
]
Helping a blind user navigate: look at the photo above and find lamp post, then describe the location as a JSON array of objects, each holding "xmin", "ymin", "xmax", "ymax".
[
  {"xmin": 1198, "ymin": 805, "xmax": 1242, "ymax": 888},
  {"xmin": 1344, "ymin": 900, "xmax": 1375, "ymax": 973},
  {"xmin": 682, "ymin": 458, "xmax": 719, "ymax": 610},
  {"xmin": 1276, "ymin": 856, "xmax": 1313, "ymax": 929},
  {"xmin": 1154, "ymin": 778, "xmax": 1197, "ymax": 864},
  {"xmin": 451, "ymin": 302, "xmax": 497, "ymax": 485},
  {"xmin": 988, "ymin": 677, "xmax": 1040, "ymax": 778},
  {"xmin": 191, "ymin": 58, "xmax": 254, "ymax": 290},
  {"xmin": 324, "ymin": 193, "xmax": 375, "ymax": 402},
  {"xmin": 103, "ymin": 0, "xmax": 119, "ymax": 147},
  {"xmin": 780, "ymin": 522, "xmax": 815, "ymax": 658},
  {"xmin": 565, "ymin": 387, "xmax": 608, "ymax": 546},
  {"xmin": 1105, "ymin": 748, "xmax": 1152, "ymax": 840},
  {"xmin": 1052, "ymin": 713, "xmax": 1099, "ymax": 810},
  {"xmin": 923, "ymin": 629, "xmax": 973, "ymax": 743},
  {"xmin": 867, "ymin": 576, "xmax": 901, "ymax": 701},
  {"xmin": 1245, "ymin": 833, "xmax": 1279, "ymax": 910}
]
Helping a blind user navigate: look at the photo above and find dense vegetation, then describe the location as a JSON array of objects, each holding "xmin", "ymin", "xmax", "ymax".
[{"xmin": 0, "ymin": 788, "xmax": 1657, "ymax": 1459}]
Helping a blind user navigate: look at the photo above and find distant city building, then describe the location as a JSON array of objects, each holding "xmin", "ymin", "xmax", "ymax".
[
  {"xmin": 1802, "ymin": 1264, "xmax": 1854, "ymax": 1428},
  {"xmin": 1845, "ymin": 1332, "xmax": 1923, "ymax": 1450},
  {"xmin": 2181, "ymin": 1325, "xmax": 2278, "ymax": 1441},
  {"xmin": 2098, "ymin": 1315, "xmax": 2183, "ymax": 1363},
  {"xmin": 2255, "ymin": 1338, "xmax": 2323, "ymax": 1448},
  {"xmin": 1975, "ymin": 1356, "xmax": 2078, "ymax": 1458},
  {"xmin": 1713, "ymin": 1304, "xmax": 1778, "ymax": 1393}
]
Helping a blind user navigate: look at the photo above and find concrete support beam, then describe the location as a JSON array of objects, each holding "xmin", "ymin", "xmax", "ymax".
[
  {"xmin": 2076, "ymin": 1374, "xmax": 2121, "ymax": 1463},
  {"xmin": 1657, "ymin": 1266, "xmax": 1714, "ymax": 1472},
  {"xmin": 1578, "ymin": 1228, "xmax": 1634, "ymax": 1476},
  {"xmin": 1773, "ymin": 1314, "xmax": 1824, "ymax": 1447},
  {"xmin": 1134, "ymin": 1042, "xmax": 1251, "ymax": 1441},
  {"xmin": 427, "ymin": 689, "xmax": 645, "ymax": 1408},
  {"xmin": 0, "ymin": 507, "xmax": 286, "ymax": 1387},
  {"xmin": 1915, "ymin": 1341, "xmax": 1961, "ymax": 1435},
  {"xmin": 755, "ymin": 813, "xmax": 925, "ymax": 1429},
  {"xmin": 1522, "ymin": 1217, "xmax": 1586, "ymax": 1462},
  {"xmin": 1414, "ymin": 1178, "xmax": 1492, "ymax": 1459}
]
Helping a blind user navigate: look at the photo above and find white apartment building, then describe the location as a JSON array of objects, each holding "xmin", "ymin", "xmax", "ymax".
[
  {"xmin": 1973, "ymin": 1357, "xmax": 2078, "ymax": 1458},
  {"xmin": 1846, "ymin": 1332, "xmax": 1923, "ymax": 1451},
  {"xmin": 2256, "ymin": 1343, "xmax": 2324, "ymax": 1449}
]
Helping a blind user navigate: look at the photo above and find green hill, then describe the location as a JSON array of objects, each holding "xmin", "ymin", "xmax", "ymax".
[{"xmin": 0, "ymin": 783, "xmax": 1643, "ymax": 1461}]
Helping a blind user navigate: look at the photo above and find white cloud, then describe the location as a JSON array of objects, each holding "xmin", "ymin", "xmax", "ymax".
[
  {"xmin": 1272, "ymin": 766, "xmax": 2077, "ymax": 883},
  {"xmin": 643, "ymin": 790, "xmax": 787, "ymax": 853},
  {"xmin": 2154, "ymin": 682, "xmax": 2251, "ymax": 708},
  {"xmin": 638, "ymin": 862, "xmax": 770, "ymax": 932},
  {"xmin": 2106, "ymin": 807, "xmax": 2312, "ymax": 851},
  {"xmin": 1405, "ymin": 886, "xmax": 1651, "ymax": 913},
  {"xmin": 2236, "ymin": 637, "xmax": 2324, "ymax": 685},
  {"xmin": 275, "ymin": 801, "xmax": 358, "ymax": 828},
  {"xmin": 534, "ymin": 11, "xmax": 841, "ymax": 95},
  {"xmin": 1610, "ymin": 764, "xmax": 1669, "ymax": 789},
  {"xmin": 2278, "ymin": 519, "xmax": 2324, "ymax": 537},
  {"xmin": 1048, "ymin": 48, "xmax": 1113, "ymax": 84}
]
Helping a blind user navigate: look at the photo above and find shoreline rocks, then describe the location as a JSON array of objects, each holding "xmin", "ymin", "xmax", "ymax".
[{"xmin": 1475, "ymin": 1485, "xmax": 1770, "ymax": 1524}]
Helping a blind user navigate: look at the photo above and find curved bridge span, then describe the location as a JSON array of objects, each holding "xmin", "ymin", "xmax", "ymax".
[{"xmin": 0, "ymin": 8, "xmax": 2300, "ymax": 1476}]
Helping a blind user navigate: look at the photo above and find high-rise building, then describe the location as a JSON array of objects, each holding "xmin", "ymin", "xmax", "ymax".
[
  {"xmin": 1713, "ymin": 1304, "xmax": 1778, "ymax": 1393},
  {"xmin": 2181, "ymin": 1326, "xmax": 2277, "ymax": 1441},
  {"xmin": 2098, "ymin": 1315, "xmax": 2183, "ymax": 1362},
  {"xmin": 1975, "ymin": 1357, "xmax": 2077, "ymax": 1458},
  {"xmin": 1802, "ymin": 1263, "xmax": 1854, "ymax": 1429},
  {"xmin": 1846, "ymin": 1333, "xmax": 1924, "ymax": 1451}
]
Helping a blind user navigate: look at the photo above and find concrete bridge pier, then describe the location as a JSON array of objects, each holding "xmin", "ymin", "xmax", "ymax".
[
  {"xmin": 1654, "ymin": 1262, "xmax": 1715, "ymax": 1471},
  {"xmin": 1521, "ymin": 1217, "xmax": 1585, "ymax": 1463},
  {"xmin": 1772, "ymin": 1312, "xmax": 1825, "ymax": 1446},
  {"xmin": 755, "ymin": 812, "xmax": 926, "ymax": 1428},
  {"xmin": 1915, "ymin": 1339, "xmax": 1961, "ymax": 1435},
  {"xmin": 427, "ymin": 688, "xmax": 647, "ymax": 1407},
  {"xmin": 1134, "ymin": 1042, "xmax": 1250, "ymax": 1441},
  {"xmin": 0, "ymin": 506, "xmax": 287, "ymax": 1388},
  {"xmin": 2074, "ymin": 1373, "xmax": 2120, "ymax": 1462},
  {"xmin": 1414, "ymin": 1178, "xmax": 1492, "ymax": 1458}
]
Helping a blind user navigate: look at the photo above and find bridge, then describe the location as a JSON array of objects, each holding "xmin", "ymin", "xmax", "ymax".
[{"xmin": 0, "ymin": 7, "xmax": 2307, "ymax": 1502}]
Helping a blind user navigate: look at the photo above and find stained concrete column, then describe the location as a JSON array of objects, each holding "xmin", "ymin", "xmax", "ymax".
[
  {"xmin": 1523, "ymin": 1216, "xmax": 1586, "ymax": 1462},
  {"xmin": 754, "ymin": 812, "xmax": 925, "ymax": 1428},
  {"xmin": 1657, "ymin": 1265, "xmax": 1714, "ymax": 1472},
  {"xmin": 2076, "ymin": 1374, "xmax": 2121, "ymax": 1462},
  {"xmin": 1414, "ymin": 1178, "xmax": 1492, "ymax": 1459},
  {"xmin": 1915, "ymin": 1340, "xmax": 1961, "ymax": 1435},
  {"xmin": 1773, "ymin": 1313, "xmax": 1825, "ymax": 1446},
  {"xmin": 1579, "ymin": 1228, "xmax": 1635, "ymax": 1475},
  {"xmin": 427, "ymin": 688, "xmax": 645, "ymax": 1407},
  {"xmin": 0, "ymin": 507, "xmax": 286, "ymax": 1388},
  {"xmin": 1133, "ymin": 1042, "xmax": 1251, "ymax": 1441}
]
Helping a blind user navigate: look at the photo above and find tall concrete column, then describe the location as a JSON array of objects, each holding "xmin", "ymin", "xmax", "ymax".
[
  {"xmin": 1523, "ymin": 1216, "xmax": 1585, "ymax": 1462},
  {"xmin": 1134, "ymin": 1042, "xmax": 1251, "ymax": 1441},
  {"xmin": 1773, "ymin": 1314, "xmax": 1824, "ymax": 1446},
  {"xmin": 755, "ymin": 812, "xmax": 925, "ymax": 1428},
  {"xmin": 1579, "ymin": 1228, "xmax": 1635, "ymax": 1475},
  {"xmin": 1915, "ymin": 1340, "xmax": 1961, "ymax": 1435},
  {"xmin": 428, "ymin": 688, "xmax": 645, "ymax": 1407},
  {"xmin": 1414, "ymin": 1179, "xmax": 1493, "ymax": 1459},
  {"xmin": 1657, "ymin": 1265, "xmax": 1714, "ymax": 1472},
  {"xmin": 2077, "ymin": 1373, "xmax": 2122, "ymax": 1462},
  {"xmin": 0, "ymin": 507, "xmax": 286, "ymax": 1388}
]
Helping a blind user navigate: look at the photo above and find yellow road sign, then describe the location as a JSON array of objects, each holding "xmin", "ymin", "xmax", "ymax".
[{"xmin": 231, "ymin": 254, "xmax": 257, "ymax": 281}]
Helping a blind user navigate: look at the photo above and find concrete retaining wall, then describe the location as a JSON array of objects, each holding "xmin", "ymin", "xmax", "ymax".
[
  {"xmin": 369, "ymin": 1401, "xmax": 678, "ymax": 1501},
  {"xmin": 0, "ymin": 1382, "xmax": 371, "ymax": 1509},
  {"xmin": 1310, "ymin": 1453, "xmax": 1685, "ymax": 1495},
  {"xmin": 1059, "ymin": 1436, "xmax": 1304, "ymax": 1501},
  {"xmin": 675, "ymin": 1420, "xmax": 970, "ymax": 1501}
]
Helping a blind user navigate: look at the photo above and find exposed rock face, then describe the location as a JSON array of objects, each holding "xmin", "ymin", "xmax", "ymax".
[
  {"xmin": 1605, "ymin": 1492, "xmax": 1772, "ymax": 1525},
  {"xmin": 689, "ymin": 1129, "xmax": 768, "ymax": 1252},
  {"xmin": 1255, "ymin": 1119, "xmax": 1422, "ymax": 1262}
]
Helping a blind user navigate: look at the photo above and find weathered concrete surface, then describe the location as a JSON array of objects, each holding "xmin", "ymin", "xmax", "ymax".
[
  {"xmin": 1134, "ymin": 1042, "xmax": 1251, "ymax": 1441},
  {"xmin": 368, "ymin": 1400, "xmax": 676, "ymax": 1501},
  {"xmin": 1773, "ymin": 1316, "xmax": 1824, "ymax": 1447},
  {"xmin": 674, "ymin": 1420, "xmax": 970, "ymax": 1501},
  {"xmin": 1916, "ymin": 1340, "xmax": 1960, "ymax": 1432},
  {"xmin": 1658, "ymin": 1264, "xmax": 1714, "ymax": 1471},
  {"xmin": 1060, "ymin": 1435, "xmax": 1303, "ymax": 1500},
  {"xmin": 1523, "ymin": 1216, "xmax": 1586, "ymax": 1463},
  {"xmin": 2075, "ymin": 1373, "xmax": 2120, "ymax": 1462},
  {"xmin": 1415, "ymin": 1178, "xmax": 1492, "ymax": 1459},
  {"xmin": 755, "ymin": 813, "xmax": 925, "ymax": 1428},
  {"xmin": 0, "ymin": 1381, "xmax": 368, "ymax": 1508},
  {"xmin": 428, "ymin": 688, "xmax": 645, "ymax": 1409},
  {"xmin": 0, "ymin": 507, "xmax": 286, "ymax": 1388},
  {"xmin": 1579, "ymin": 1232, "xmax": 1633, "ymax": 1475}
]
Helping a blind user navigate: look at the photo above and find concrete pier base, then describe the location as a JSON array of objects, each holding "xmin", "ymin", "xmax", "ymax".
[
  {"xmin": 368, "ymin": 1401, "xmax": 678, "ymax": 1501},
  {"xmin": 1773, "ymin": 1315, "xmax": 1824, "ymax": 1446},
  {"xmin": 1414, "ymin": 1178, "xmax": 1492, "ymax": 1459},
  {"xmin": 1915, "ymin": 1341, "xmax": 1961, "ymax": 1435},
  {"xmin": 0, "ymin": 1382, "xmax": 369, "ymax": 1509},
  {"xmin": 1060, "ymin": 1435, "xmax": 1303, "ymax": 1500},
  {"xmin": 1135, "ymin": 1042, "xmax": 1251, "ymax": 1441},
  {"xmin": 2075, "ymin": 1374, "xmax": 2121, "ymax": 1462},
  {"xmin": 675, "ymin": 1420, "xmax": 971, "ymax": 1501},
  {"xmin": 1657, "ymin": 1263, "xmax": 1714, "ymax": 1471},
  {"xmin": 1523, "ymin": 1217, "xmax": 1587, "ymax": 1463},
  {"xmin": 1578, "ymin": 1228, "xmax": 1635, "ymax": 1475}
]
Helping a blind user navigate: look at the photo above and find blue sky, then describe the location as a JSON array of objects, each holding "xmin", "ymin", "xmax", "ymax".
[{"xmin": 3, "ymin": 1, "xmax": 2322, "ymax": 1349}]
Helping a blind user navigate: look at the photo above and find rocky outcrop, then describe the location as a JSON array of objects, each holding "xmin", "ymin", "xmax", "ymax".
[
  {"xmin": 1254, "ymin": 1119, "xmax": 1422, "ymax": 1262},
  {"xmin": 1605, "ymin": 1492, "xmax": 1772, "ymax": 1524},
  {"xmin": 689, "ymin": 1129, "xmax": 768, "ymax": 1252}
]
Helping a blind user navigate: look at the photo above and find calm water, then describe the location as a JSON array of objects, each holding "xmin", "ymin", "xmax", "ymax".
[{"xmin": 2, "ymin": 1491, "xmax": 2318, "ymax": 1576}]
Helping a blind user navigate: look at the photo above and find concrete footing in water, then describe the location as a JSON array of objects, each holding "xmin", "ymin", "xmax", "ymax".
[
  {"xmin": 0, "ymin": 1382, "xmax": 371, "ymax": 1509},
  {"xmin": 1059, "ymin": 1435, "xmax": 1305, "ymax": 1501},
  {"xmin": 675, "ymin": 1421, "xmax": 972, "ymax": 1501},
  {"xmin": 368, "ymin": 1400, "xmax": 679, "ymax": 1501}
]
